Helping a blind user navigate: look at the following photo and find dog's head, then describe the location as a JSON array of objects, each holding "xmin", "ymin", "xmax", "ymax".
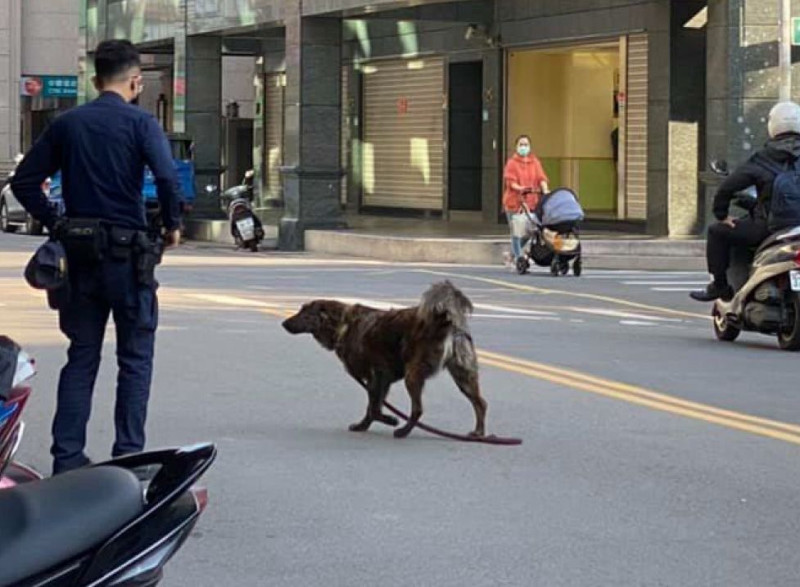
[{"xmin": 282, "ymin": 300, "xmax": 347, "ymax": 350}]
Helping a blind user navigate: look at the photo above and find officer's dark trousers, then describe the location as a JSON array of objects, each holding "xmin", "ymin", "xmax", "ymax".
[
  {"xmin": 706, "ymin": 218, "xmax": 771, "ymax": 283},
  {"xmin": 52, "ymin": 256, "xmax": 158, "ymax": 474}
]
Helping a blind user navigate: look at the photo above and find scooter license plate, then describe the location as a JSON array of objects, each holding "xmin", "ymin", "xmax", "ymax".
[
  {"xmin": 236, "ymin": 217, "xmax": 255, "ymax": 241},
  {"xmin": 791, "ymin": 270, "xmax": 800, "ymax": 292}
]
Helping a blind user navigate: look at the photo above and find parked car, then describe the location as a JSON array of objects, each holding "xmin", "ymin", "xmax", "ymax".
[{"xmin": 0, "ymin": 158, "xmax": 62, "ymax": 236}]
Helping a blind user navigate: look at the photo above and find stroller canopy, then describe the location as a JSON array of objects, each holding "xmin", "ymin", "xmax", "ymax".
[{"xmin": 539, "ymin": 188, "xmax": 585, "ymax": 226}]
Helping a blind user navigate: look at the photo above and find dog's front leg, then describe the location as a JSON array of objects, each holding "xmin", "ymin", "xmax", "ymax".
[
  {"xmin": 349, "ymin": 373, "xmax": 398, "ymax": 431},
  {"xmin": 348, "ymin": 371, "xmax": 376, "ymax": 432}
]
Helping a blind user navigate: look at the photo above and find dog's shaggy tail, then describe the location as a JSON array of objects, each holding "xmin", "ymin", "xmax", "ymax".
[{"xmin": 418, "ymin": 280, "xmax": 473, "ymax": 332}]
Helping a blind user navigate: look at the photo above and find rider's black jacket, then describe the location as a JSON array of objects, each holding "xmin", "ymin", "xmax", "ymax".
[{"xmin": 713, "ymin": 133, "xmax": 800, "ymax": 223}]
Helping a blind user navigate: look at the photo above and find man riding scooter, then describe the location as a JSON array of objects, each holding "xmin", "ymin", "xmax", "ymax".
[{"xmin": 691, "ymin": 101, "xmax": 800, "ymax": 302}]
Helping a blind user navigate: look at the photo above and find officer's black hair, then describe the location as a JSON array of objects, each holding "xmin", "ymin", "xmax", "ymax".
[{"xmin": 94, "ymin": 40, "xmax": 141, "ymax": 85}]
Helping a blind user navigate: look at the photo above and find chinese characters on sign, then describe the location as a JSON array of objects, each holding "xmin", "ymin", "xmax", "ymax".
[{"xmin": 20, "ymin": 76, "xmax": 79, "ymax": 98}]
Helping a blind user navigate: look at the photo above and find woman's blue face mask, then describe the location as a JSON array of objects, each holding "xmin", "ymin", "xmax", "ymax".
[{"xmin": 517, "ymin": 145, "xmax": 531, "ymax": 157}]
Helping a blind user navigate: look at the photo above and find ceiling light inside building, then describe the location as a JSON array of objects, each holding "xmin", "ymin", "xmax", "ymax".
[{"xmin": 684, "ymin": 6, "xmax": 708, "ymax": 29}]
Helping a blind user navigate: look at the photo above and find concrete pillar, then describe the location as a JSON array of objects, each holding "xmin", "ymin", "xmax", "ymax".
[
  {"xmin": 482, "ymin": 48, "xmax": 503, "ymax": 224},
  {"xmin": 706, "ymin": 0, "xmax": 800, "ymax": 227},
  {"xmin": 279, "ymin": 14, "xmax": 345, "ymax": 251},
  {"xmin": 646, "ymin": 0, "xmax": 671, "ymax": 236},
  {"xmin": 668, "ymin": 0, "xmax": 707, "ymax": 237},
  {"xmin": 179, "ymin": 35, "xmax": 223, "ymax": 217},
  {"xmin": 1, "ymin": 0, "xmax": 22, "ymax": 161}
]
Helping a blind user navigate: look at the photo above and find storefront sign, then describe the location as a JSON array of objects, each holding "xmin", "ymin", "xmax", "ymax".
[{"xmin": 20, "ymin": 76, "xmax": 78, "ymax": 98}]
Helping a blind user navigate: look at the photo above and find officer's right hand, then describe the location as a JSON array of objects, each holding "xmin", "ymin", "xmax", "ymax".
[{"xmin": 165, "ymin": 229, "xmax": 181, "ymax": 248}]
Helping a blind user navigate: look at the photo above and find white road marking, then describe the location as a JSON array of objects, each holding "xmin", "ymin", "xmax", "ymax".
[
  {"xmin": 650, "ymin": 287, "xmax": 704, "ymax": 292},
  {"xmin": 472, "ymin": 314, "xmax": 561, "ymax": 321},
  {"xmin": 619, "ymin": 320, "xmax": 658, "ymax": 327},
  {"xmin": 472, "ymin": 303, "xmax": 557, "ymax": 316},
  {"xmin": 185, "ymin": 293, "xmax": 285, "ymax": 308},
  {"xmin": 568, "ymin": 307, "xmax": 683, "ymax": 323},
  {"xmin": 622, "ymin": 281, "xmax": 709, "ymax": 286}
]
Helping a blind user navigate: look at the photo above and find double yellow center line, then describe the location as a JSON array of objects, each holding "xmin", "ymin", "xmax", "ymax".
[{"xmin": 478, "ymin": 349, "xmax": 800, "ymax": 446}]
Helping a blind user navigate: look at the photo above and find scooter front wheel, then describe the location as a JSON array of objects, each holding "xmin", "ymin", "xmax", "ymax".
[
  {"xmin": 778, "ymin": 293, "xmax": 800, "ymax": 351},
  {"xmin": 712, "ymin": 306, "xmax": 740, "ymax": 342}
]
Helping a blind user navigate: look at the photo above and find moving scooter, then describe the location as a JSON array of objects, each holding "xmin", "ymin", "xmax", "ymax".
[
  {"xmin": 708, "ymin": 161, "xmax": 800, "ymax": 351},
  {"xmin": 219, "ymin": 170, "xmax": 264, "ymax": 252}
]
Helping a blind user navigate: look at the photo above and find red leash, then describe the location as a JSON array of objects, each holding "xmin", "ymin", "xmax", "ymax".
[{"xmin": 383, "ymin": 401, "xmax": 523, "ymax": 446}]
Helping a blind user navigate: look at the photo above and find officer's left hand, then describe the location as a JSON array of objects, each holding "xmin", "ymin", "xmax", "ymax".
[{"xmin": 165, "ymin": 229, "xmax": 181, "ymax": 248}]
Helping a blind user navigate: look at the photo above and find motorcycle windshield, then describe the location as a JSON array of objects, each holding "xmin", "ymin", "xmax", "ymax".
[
  {"xmin": 0, "ymin": 337, "xmax": 20, "ymax": 401},
  {"xmin": 0, "ymin": 336, "xmax": 35, "ymax": 401}
]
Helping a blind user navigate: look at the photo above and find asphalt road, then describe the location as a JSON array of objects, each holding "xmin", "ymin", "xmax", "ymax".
[{"xmin": 2, "ymin": 232, "xmax": 799, "ymax": 587}]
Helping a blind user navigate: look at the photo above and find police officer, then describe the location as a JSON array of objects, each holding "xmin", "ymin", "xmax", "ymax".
[{"xmin": 10, "ymin": 40, "xmax": 181, "ymax": 474}]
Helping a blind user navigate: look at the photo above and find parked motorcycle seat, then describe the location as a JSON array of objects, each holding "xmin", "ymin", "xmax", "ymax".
[{"xmin": 0, "ymin": 466, "xmax": 143, "ymax": 586}]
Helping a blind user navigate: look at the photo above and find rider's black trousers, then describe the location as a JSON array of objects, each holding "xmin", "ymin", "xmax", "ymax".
[{"xmin": 706, "ymin": 218, "xmax": 770, "ymax": 283}]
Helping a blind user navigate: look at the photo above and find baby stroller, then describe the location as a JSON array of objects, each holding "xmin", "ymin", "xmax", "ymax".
[{"xmin": 515, "ymin": 187, "xmax": 585, "ymax": 277}]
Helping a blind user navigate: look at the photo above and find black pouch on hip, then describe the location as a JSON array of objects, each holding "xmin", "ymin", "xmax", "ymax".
[
  {"xmin": 59, "ymin": 218, "xmax": 107, "ymax": 264},
  {"xmin": 108, "ymin": 226, "xmax": 137, "ymax": 261}
]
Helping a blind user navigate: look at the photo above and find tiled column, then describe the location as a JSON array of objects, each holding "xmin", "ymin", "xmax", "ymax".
[
  {"xmin": 279, "ymin": 14, "xmax": 345, "ymax": 251},
  {"xmin": 174, "ymin": 34, "xmax": 222, "ymax": 217},
  {"xmin": 705, "ymin": 0, "xmax": 800, "ymax": 226}
]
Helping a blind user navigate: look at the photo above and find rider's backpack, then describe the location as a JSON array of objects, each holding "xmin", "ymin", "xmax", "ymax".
[{"xmin": 755, "ymin": 155, "xmax": 800, "ymax": 231}]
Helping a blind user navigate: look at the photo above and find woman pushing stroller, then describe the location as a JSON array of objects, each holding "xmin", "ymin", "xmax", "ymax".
[{"xmin": 503, "ymin": 135, "xmax": 549, "ymax": 266}]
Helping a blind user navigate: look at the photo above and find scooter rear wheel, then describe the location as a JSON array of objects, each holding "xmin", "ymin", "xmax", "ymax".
[
  {"xmin": 712, "ymin": 306, "xmax": 741, "ymax": 342},
  {"xmin": 778, "ymin": 293, "xmax": 800, "ymax": 351}
]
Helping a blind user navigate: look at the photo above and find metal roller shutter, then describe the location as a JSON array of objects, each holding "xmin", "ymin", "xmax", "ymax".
[
  {"xmin": 625, "ymin": 34, "xmax": 648, "ymax": 220},
  {"xmin": 264, "ymin": 72, "xmax": 285, "ymax": 201},
  {"xmin": 362, "ymin": 57, "xmax": 445, "ymax": 210}
]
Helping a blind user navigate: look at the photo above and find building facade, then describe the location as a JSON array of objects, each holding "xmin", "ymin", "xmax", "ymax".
[
  {"xmin": 1, "ymin": 0, "xmax": 79, "ymax": 169},
  {"xmin": 78, "ymin": 0, "xmax": 799, "ymax": 247}
]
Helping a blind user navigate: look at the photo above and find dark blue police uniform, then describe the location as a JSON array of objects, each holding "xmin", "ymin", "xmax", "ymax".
[{"xmin": 11, "ymin": 91, "xmax": 181, "ymax": 474}]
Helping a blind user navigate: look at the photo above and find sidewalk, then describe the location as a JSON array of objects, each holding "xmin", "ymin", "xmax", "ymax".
[{"xmin": 185, "ymin": 216, "xmax": 707, "ymax": 271}]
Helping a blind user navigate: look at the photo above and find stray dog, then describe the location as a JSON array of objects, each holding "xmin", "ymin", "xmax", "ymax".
[{"xmin": 282, "ymin": 281, "xmax": 487, "ymax": 439}]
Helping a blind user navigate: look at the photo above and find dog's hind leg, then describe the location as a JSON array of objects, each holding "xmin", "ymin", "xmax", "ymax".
[
  {"xmin": 394, "ymin": 365, "xmax": 430, "ymax": 439},
  {"xmin": 447, "ymin": 362, "xmax": 487, "ymax": 437},
  {"xmin": 447, "ymin": 334, "xmax": 487, "ymax": 437}
]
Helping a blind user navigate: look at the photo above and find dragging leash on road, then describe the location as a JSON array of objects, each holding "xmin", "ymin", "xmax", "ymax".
[{"xmin": 383, "ymin": 401, "xmax": 523, "ymax": 446}]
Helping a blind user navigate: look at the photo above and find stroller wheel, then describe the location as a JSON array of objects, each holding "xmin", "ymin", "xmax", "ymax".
[
  {"xmin": 559, "ymin": 260, "xmax": 569, "ymax": 276},
  {"xmin": 573, "ymin": 258, "xmax": 582, "ymax": 277},
  {"xmin": 550, "ymin": 258, "xmax": 560, "ymax": 276},
  {"xmin": 516, "ymin": 256, "xmax": 529, "ymax": 275}
]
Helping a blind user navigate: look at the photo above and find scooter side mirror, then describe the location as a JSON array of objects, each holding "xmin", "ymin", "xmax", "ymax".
[{"xmin": 710, "ymin": 160, "xmax": 728, "ymax": 175}]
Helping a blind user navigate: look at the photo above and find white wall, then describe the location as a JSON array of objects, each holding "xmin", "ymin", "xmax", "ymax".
[
  {"xmin": 222, "ymin": 55, "xmax": 256, "ymax": 119},
  {"xmin": 22, "ymin": 0, "xmax": 78, "ymax": 76},
  {"xmin": 0, "ymin": 0, "xmax": 21, "ymax": 160}
]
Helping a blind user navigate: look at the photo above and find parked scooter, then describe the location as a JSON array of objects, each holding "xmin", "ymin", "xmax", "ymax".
[
  {"xmin": 0, "ymin": 335, "xmax": 38, "ymax": 489},
  {"xmin": 0, "ymin": 336, "xmax": 217, "ymax": 585},
  {"xmin": 218, "ymin": 170, "xmax": 264, "ymax": 252},
  {"xmin": 707, "ymin": 160, "xmax": 800, "ymax": 351}
]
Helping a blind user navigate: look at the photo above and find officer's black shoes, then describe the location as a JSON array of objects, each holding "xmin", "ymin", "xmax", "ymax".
[{"xmin": 690, "ymin": 282, "xmax": 734, "ymax": 302}]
